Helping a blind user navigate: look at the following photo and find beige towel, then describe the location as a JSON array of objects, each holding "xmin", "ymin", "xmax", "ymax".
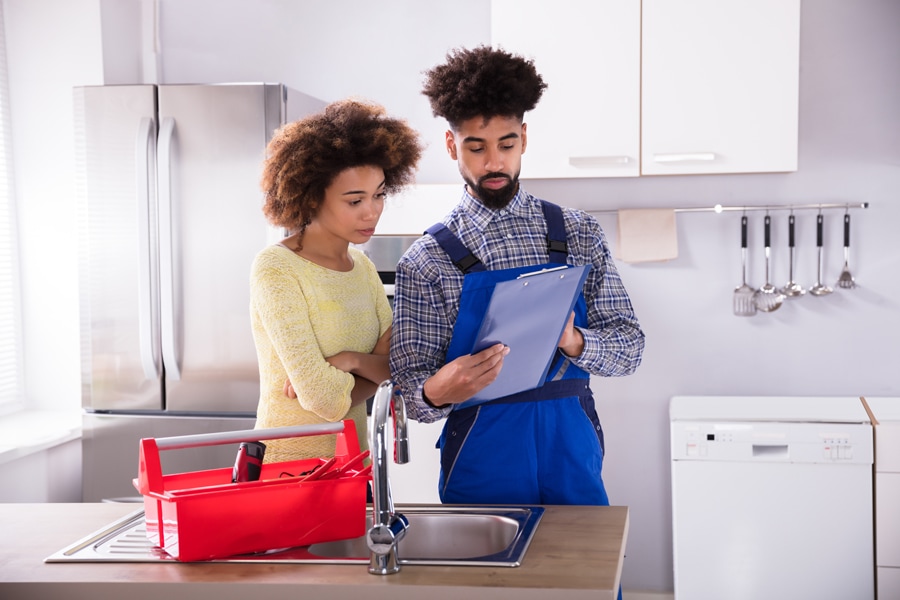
[{"xmin": 615, "ymin": 209, "xmax": 678, "ymax": 264}]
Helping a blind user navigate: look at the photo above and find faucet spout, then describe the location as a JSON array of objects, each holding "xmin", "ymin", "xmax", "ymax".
[{"xmin": 366, "ymin": 380, "xmax": 410, "ymax": 574}]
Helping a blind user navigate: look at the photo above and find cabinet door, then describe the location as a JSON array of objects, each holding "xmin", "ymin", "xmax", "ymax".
[
  {"xmin": 641, "ymin": 0, "xmax": 800, "ymax": 175},
  {"xmin": 491, "ymin": 0, "xmax": 640, "ymax": 178},
  {"xmin": 879, "ymin": 567, "xmax": 900, "ymax": 600},
  {"xmin": 877, "ymin": 473, "xmax": 900, "ymax": 566}
]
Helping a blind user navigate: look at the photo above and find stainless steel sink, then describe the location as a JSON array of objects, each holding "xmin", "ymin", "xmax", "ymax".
[
  {"xmin": 310, "ymin": 506, "xmax": 541, "ymax": 565},
  {"xmin": 45, "ymin": 504, "xmax": 543, "ymax": 567}
]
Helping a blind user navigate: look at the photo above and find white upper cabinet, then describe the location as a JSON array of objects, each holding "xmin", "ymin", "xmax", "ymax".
[
  {"xmin": 491, "ymin": 0, "xmax": 641, "ymax": 178},
  {"xmin": 490, "ymin": 0, "xmax": 800, "ymax": 178},
  {"xmin": 641, "ymin": 0, "xmax": 800, "ymax": 175}
]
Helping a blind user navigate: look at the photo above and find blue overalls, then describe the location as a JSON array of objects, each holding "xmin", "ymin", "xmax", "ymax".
[{"xmin": 426, "ymin": 200, "xmax": 610, "ymax": 506}]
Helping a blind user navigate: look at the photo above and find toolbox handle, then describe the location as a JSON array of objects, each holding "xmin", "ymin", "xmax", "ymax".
[
  {"xmin": 137, "ymin": 421, "xmax": 358, "ymax": 496},
  {"xmin": 153, "ymin": 422, "xmax": 344, "ymax": 450}
]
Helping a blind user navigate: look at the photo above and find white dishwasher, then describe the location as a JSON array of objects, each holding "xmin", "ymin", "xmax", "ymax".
[{"xmin": 670, "ymin": 396, "xmax": 874, "ymax": 600}]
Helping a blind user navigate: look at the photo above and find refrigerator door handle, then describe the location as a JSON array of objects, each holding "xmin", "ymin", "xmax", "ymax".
[
  {"xmin": 157, "ymin": 116, "xmax": 182, "ymax": 380},
  {"xmin": 136, "ymin": 117, "xmax": 161, "ymax": 380}
]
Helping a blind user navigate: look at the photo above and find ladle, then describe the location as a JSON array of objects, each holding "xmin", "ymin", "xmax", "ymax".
[
  {"xmin": 809, "ymin": 213, "xmax": 833, "ymax": 296},
  {"xmin": 753, "ymin": 215, "xmax": 785, "ymax": 312},
  {"xmin": 780, "ymin": 214, "xmax": 805, "ymax": 297}
]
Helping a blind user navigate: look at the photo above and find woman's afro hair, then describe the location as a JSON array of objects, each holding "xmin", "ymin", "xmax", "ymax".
[
  {"xmin": 421, "ymin": 45, "xmax": 547, "ymax": 129},
  {"xmin": 260, "ymin": 98, "xmax": 423, "ymax": 230}
]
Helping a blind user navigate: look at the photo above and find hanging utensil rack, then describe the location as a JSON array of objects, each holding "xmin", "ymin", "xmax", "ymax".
[{"xmin": 588, "ymin": 202, "xmax": 869, "ymax": 215}]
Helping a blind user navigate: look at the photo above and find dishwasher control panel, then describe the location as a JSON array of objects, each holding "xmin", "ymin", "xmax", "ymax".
[{"xmin": 671, "ymin": 420, "xmax": 873, "ymax": 465}]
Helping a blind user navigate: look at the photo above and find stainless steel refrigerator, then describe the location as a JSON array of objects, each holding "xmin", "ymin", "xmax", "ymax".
[{"xmin": 75, "ymin": 83, "xmax": 325, "ymax": 501}]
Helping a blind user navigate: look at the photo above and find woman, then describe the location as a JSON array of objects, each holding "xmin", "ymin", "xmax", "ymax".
[{"xmin": 251, "ymin": 99, "xmax": 422, "ymax": 462}]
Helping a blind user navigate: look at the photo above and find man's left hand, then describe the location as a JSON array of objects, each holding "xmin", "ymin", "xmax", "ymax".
[{"xmin": 558, "ymin": 311, "xmax": 585, "ymax": 357}]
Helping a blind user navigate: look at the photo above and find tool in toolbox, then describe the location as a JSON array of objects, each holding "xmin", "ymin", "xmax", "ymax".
[
  {"xmin": 231, "ymin": 441, "xmax": 266, "ymax": 483},
  {"xmin": 134, "ymin": 419, "xmax": 371, "ymax": 562}
]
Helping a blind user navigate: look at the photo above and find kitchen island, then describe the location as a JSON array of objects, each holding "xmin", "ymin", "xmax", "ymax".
[{"xmin": 0, "ymin": 502, "xmax": 628, "ymax": 600}]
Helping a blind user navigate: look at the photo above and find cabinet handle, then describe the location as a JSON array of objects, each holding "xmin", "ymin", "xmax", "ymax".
[
  {"xmin": 568, "ymin": 156, "xmax": 632, "ymax": 167},
  {"xmin": 652, "ymin": 152, "xmax": 717, "ymax": 163}
]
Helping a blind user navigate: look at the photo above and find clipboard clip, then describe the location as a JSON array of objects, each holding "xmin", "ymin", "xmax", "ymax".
[{"xmin": 516, "ymin": 265, "xmax": 569, "ymax": 279}]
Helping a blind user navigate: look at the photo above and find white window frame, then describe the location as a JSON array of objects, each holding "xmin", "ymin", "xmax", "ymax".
[{"xmin": 0, "ymin": 3, "xmax": 25, "ymax": 416}]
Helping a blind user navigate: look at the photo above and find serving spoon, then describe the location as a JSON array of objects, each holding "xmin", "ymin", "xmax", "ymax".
[
  {"xmin": 809, "ymin": 213, "xmax": 833, "ymax": 296},
  {"xmin": 754, "ymin": 215, "xmax": 785, "ymax": 312},
  {"xmin": 780, "ymin": 214, "xmax": 805, "ymax": 297}
]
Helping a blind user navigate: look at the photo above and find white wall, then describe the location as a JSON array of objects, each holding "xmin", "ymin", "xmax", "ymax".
[
  {"xmin": 0, "ymin": 0, "xmax": 109, "ymax": 502},
  {"xmin": 4, "ymin": 0, "xmax": 105, "ymax": 414},
  {"xmin": 154, "ymin": 0, "xmax": 491, "ymax": 184},
  {"xmin": 0, "ymin": 439, "xmax": 81, "ymax": 502},
  {"xmin": 5, "ymin": 0, "xmax": 899, "ymax": 592}
]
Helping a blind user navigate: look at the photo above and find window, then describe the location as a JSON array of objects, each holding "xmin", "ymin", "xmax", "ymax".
[{"xmin": 0, "ymin": 4, "xmax": 24, "ymax": 414}]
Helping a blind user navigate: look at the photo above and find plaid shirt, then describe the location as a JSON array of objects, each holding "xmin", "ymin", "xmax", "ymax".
[{"xmin": 389, "ymin": 186, "xmax": 645, "ymax": 423}]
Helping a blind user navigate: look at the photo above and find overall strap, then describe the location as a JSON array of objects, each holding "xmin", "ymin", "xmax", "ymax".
[
  {"xmin": 427, "ymin": 199, "xmax": 569, "ymax": 274},
  {"xmin": 537, "ymin": 200, "xmax": 582, "ymax": 382},
  {"xmin": 425, "ymin": 223, "xmax": 486, "ymax": 274},
  {"xmin": 540, "ymin": 200, "xmax": 568, "ymax": 265}
]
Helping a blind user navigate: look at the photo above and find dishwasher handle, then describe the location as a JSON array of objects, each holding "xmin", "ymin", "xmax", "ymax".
[{"xmin": 752, "ymin": 444, "xmax": 789, "ymax": 458}]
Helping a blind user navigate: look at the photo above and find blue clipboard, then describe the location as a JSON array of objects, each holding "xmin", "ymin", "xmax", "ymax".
[{"xmin": 450, "ymin": 263, "xmax": 591, "ymax": 408}]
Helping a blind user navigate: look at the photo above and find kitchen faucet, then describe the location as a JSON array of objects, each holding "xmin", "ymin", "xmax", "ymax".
[{"xmin": 366, "ymin": 380, "xmax": 410, "ymax": 574}]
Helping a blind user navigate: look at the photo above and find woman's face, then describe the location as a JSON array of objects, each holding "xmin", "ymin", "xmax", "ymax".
[{"xmin": 313, "ymin": 165, "xmax": 386, "ymax": 245}]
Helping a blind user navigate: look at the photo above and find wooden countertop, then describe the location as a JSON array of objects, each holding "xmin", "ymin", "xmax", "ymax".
[{"xmin": 0, "ymin": 502, "xmax": 628, "ymax": 600}]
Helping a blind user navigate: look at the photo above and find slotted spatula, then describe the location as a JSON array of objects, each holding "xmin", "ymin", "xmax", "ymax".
[
  {"xmin": 836, "ymin": 213, "xmax": 857, "ymax": 289},
  {"xmin": 733, "ymin": 216, "xmax": 757, "ymax": 316}
]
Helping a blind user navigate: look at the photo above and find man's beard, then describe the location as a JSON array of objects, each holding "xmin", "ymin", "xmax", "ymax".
[{"xmin": 463, "ymin": 171, "xmax": 520, "ymax": 210}]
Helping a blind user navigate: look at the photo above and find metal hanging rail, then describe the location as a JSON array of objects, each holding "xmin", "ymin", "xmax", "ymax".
[{"xmin": 588, "ymin": 202, "xmax": 870, "ymax": 215}]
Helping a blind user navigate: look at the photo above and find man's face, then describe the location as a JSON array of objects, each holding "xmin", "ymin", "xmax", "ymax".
[{"xmin": 446, "ymin": 115, "xmax": 527, "ymax": 210}]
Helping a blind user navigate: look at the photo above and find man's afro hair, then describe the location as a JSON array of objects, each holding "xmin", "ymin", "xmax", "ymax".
[{"xmin": 421, "ymin": 45, "xmax": 547, "ymax": 128}]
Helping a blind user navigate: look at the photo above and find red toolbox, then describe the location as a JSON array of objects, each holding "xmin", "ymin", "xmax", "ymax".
[{"xmin": 133, "ymin": 420, "xmax": 371, "ymax": 561}]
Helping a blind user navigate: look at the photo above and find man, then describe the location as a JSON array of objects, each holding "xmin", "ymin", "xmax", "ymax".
[{"xmin": 389, "ymin": 46, "xmax": 645, "ymax": 506}]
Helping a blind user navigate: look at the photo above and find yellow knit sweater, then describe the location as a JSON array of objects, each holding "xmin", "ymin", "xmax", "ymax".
[{"xmin": 249, "ymin": 244, "xmax": 391, "ymax": 463}]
